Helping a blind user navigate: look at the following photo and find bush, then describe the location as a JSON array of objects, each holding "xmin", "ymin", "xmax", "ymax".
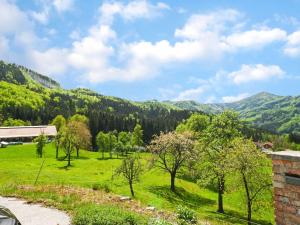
[
  {"xmin": 92, "ymin": 183, "xmax": 111, "ymax": 193},
  {"xmin": 72, "ymin": 204, "xmax": 148, "ymax": 225},
  {"xmin": 176, "ymin": 206, "xmax": 197, "ymax": 225}
]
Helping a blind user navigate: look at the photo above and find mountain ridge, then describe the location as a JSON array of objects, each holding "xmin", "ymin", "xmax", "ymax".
[{"xmin": 0, "ymin": 60, "xmax": 299, "ymax": 134}]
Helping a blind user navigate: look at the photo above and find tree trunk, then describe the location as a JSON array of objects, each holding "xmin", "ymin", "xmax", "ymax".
[
  {"xmin": 170, "ymin": 173, "xmax": 176, "ymax": 192},
  {"xmin": 102, "ymin": 149, "xmax": 104, "ymax": 159},
  {"xmin": 67, "ymin": 148, "xmax": 71, "ymax": 167},
  {"xmin": 76, "ymin": 147, "xmax": 79, "ymax": 158},
  {"xmin": 129, "ymin": 181, "xmax": 134, "ymax": 197},
  {"xmin": 56, "ymin": 145, "xmax": 59, "ymax": 159},
  {"xmin": 109, "ymin": 135, "xmax": 112, "ymax": 159},
  {"xmin": 247, "ymin": 201, "xmax": 252, "ymax": 225},
  {"xmin": 217, "ymin": 176, "xmax": 225, "ymax": 213},
  {"xmin": 242, "ymin": 173, "xmax": 252, "ymax": 225}
]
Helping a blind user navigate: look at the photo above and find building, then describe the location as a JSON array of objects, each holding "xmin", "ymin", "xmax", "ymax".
[
  {"xmin": 269, "ymin": 150, "xmax": 300, "ymax": 225},
  {"xmin": 0, "ymin": 126, "xmax": 57, "ymax": 142}
]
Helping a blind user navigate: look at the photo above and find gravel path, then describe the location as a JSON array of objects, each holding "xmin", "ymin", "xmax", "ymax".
[{"xmin": 0, "ymin": 196, "xmax": 71, "ymax": 225}]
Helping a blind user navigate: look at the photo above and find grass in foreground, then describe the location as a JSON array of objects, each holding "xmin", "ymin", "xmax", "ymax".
[{"xmin": 0, "ymin": 144, "xmax": 274, "ymax": 224}]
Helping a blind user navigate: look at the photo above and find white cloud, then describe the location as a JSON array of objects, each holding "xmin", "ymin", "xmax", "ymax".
[
  {"xmin": 53, "ymin": 0, "xmax": 74, "ymax": 12},
  {"xmin": 30, "ymin": 7, "xmax": 50, "ymax": 24},
  {"xmin": 29, "ymin": 48, "xmax": 69, "ymax": 76},
  {"xmin": 99, "ymin": 0, "xmax": 170, "ymax": 25},
  {"xmin": 174, "ymin": 86, "xmax": 208, "ymax": 101},
  {"xmin": 284, "ymin": 31, "xmax": 300, "ymax": 57},
  {"xmin": 175, "ymin": 9, "xmax": 241, "ymax": 40},
  {"xmin": 228, "ymin": 64, "xmax": 285, "ymax": 84},
  {"xmin": 222, "ymin": 93, "xmax": 250, "ymax": 103},
  {"xmin": 224, "ymin": 28, "xmax": 287, "ymax": 50},
  {"xmin": 0, "ymin": 0, "xmax": 32, "ymax": 34}
]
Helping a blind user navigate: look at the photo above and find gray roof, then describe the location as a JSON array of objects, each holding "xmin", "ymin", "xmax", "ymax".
[{"xmin": 0, "ymin": 126, "xmax": 57, "ymax": 139}]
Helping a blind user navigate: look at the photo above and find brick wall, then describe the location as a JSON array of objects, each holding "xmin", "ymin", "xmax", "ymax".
[{"xmin": 270, "ymin": 150, "xmax": 300, "ymax": 225}]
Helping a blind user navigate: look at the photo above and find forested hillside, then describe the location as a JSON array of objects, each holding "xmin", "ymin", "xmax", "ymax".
[
  {"xmin": 0, "ymin": 61, "xmax": 192, "ymax": 145},
  {"xmin": 166, "ymin": 92, "xmax": 300, "ymax": 134}
]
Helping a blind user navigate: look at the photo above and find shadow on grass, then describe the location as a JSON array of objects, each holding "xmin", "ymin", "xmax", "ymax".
[
  {"xmin": 205, "ymin": 210, "xmax": 273, "ymax": 225},
  {"xmin": 148, "ymin": 185, "xmax": 214, "ymax": 209},
  {"xmin": 57, "ymin": 165, "xmax": 74, "ymax": 170},
  {"xmin": 56, "ymin": 155, "xmax": 90, "ymax": 161}
]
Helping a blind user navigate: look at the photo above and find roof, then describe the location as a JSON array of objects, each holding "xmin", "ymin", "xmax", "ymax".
[{"xmin": 0, "ymin": 126, "xmax": 57, "ymax": 139}]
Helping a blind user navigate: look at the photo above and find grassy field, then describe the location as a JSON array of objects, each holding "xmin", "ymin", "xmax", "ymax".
[{"xmin": 0, "ymin": 143, "xmax": 274, "ymax": 224}]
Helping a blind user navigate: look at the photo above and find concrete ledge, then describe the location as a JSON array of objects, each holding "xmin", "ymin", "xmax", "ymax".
[{"xmin": 269, "ymin": 150, "xmax": 300, "ymax": 162}]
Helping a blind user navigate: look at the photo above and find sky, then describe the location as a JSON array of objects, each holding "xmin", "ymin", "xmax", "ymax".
[{"xmin": 1, "ymin": 0, "xmax": 300, "ymax": 103}]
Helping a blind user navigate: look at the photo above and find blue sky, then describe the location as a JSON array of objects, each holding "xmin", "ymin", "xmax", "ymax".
[{"xmin": 1, "ymin": 0, "xmax": 300, "ymax": 102}]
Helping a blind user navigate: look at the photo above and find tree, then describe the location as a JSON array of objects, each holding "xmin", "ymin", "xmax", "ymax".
[
  {"xmin": 132, "ymin": 124, "xmax": 144, "ymax": 147},
  {"xmin": 148, "ymin": 132, "xmax": 195, "ymax": 192},
  {"xmin": 176, "ymin": 113, "xmax": 210, "ymax": 136},
  {"xmin": 197, "ymin": 110, "xmax": 241, "ymax": 213},
  {"xmin": 34, "ymin": 133, "xmax": 47, "ymax": 158},
  {"xmin": 51, "ymin": 115, "xmax": 66, "ymax": 158},
  {"xmin": 73, "ymin": 121, "xmax": 91, "ymax": 157},
  {"xmin": 51, "ymin": 115, "xmax": 66, "ymax": 132},
  {"xmin": 108, "ymin": 131, "xmax": 117, "ymax": 158},
  {"xmin": 228, "ymin": 138, "xmax": 272, "ymax": 224},
  {"xmin": 115, "ymin": 154, "xmax": 142, "ymax": 197},
  {"xmin": 96, "ymin": 131, "xmax": 109, "ymax": 159},
  {"xmin": 61, "ymin": 121, "xmax": 91, "ymax": 166},
  {"xmin": 69, "ymin": 114, "xmax": 89, "ymax": 125},
  {"xmin": 119, "ymin": 131, "xmax": 131, "ymax": 156}
]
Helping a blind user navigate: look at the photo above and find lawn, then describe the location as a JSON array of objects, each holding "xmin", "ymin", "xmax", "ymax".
[{"xmin": 0, "ymin": 144, "xmax": 274, "ymax": 224}]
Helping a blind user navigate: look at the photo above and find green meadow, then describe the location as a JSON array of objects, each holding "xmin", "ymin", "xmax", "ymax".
[{"xmin": 0, "ymin": 144, "xmax": 274, "ymax": 225}]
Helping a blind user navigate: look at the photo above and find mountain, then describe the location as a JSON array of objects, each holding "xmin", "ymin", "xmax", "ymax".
[
  {"xmin": 0, "ymin": 61, "xmax": 193, "ymax": 144},
  {"xmin": 0, "ymin": 60, "xmax": 299, "ymax": 137},
  {"xmin": 166, "ymin": 92, "xmax": 300, "ymax": 134}
]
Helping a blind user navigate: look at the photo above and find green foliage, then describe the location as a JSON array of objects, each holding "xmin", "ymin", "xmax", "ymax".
[
  {"xmin": 72, "ymin": 204, "xmax": 147, "ymax": 225},
  {"xmin": 2, "ymin": 118, "xmax": 31, "ymax": 126},
  {"xmin": 96, "ymin": 131, "xmax": 110, "ymax": 158},
  {"xmin": 176, "ymin": 206, "xmax": 197, "ymax": 225},
  {"xmin": 228, "ymin": 138, "xmax": 272, "ymax": 223},
  {"xmin": 70, "ymin": 114, "xmax": 89, "ymax": 125},
  {"xmin": 176, "ymin": 113, "xmax": 210, "ymax": 135},
  {"xmin": 132, "ymin": 124, "xmax": 144, "ymax": 147},
  {"xmin": 51, "ymin": 115, "xmax": 66, "ymax": 131},
  {"xmin": 92, "ymin": 183, "xmax": 111, "ymax": 193},
  {"xmin": 34, "ymin": 134, "xmax": 47, "ymax": 158}
]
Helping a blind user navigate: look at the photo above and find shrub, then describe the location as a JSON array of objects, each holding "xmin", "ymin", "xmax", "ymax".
[
  {"xmin": 176, "ymin": 206, "xmax": 197, "ymax": 225},
  {"xmin": 72, "ymin": 204, "xmax": 147, "ymax": 225},
  {"xmin": 92, "ymin": 183, "xmax": 111, "ymax": 193}
]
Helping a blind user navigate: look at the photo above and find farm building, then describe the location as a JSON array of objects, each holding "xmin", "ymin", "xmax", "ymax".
[{"xmin": 0, "ymin": 126, "xmax": 57, "ymax": 142}]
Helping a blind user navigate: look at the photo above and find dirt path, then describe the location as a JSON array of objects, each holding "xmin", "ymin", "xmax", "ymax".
[{"xmin": 0, "ymin": 196, "xmax": 70, "ymax": 225}]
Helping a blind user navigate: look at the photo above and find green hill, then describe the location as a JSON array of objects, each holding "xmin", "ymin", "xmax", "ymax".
[
  {"xmin": 167, "ymin": 92, "xmax": 300, "ymax": 134},
  {"xmin": 0, "ymin": 61, "xmax": 192, "ymax": 144},
  {"xmin": 1, "ymin": 60, "xmax": 299, "ymax": 136}
]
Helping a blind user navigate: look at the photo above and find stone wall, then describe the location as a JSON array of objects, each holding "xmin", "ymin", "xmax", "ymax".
[{"xmin": 270, "ymin": 150, "xmax": 300, "ymax": 225}]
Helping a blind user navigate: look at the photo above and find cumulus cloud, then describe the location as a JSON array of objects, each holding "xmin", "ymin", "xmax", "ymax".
[
  {"xmin": 224, "ymin": 28, "xmax": 287, "ymax": 50},
  {"xmin": 222, "ymin": 93, "xmax": 250, "ymax": 103},
  {"xmin": 174, "ymin": 86, "xmax": 209, "ymax": 101},
  {"xmin": 284, "ymin": 31, "xmax": 300, "ymax": 57},
  {"xmin": 99, "ymin": 0, "xmax": 170, "ymax": 25},
  {"xmin": 0, "ymin": 0, "xmax": 32, "ymax": 34},
  {"xmin": 228, "ymin": 64, "xmax": 285, "ymax": 84},
  {"xmin": 175, "ymin": 9, "xmax": 241, "ymax": 40}
]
